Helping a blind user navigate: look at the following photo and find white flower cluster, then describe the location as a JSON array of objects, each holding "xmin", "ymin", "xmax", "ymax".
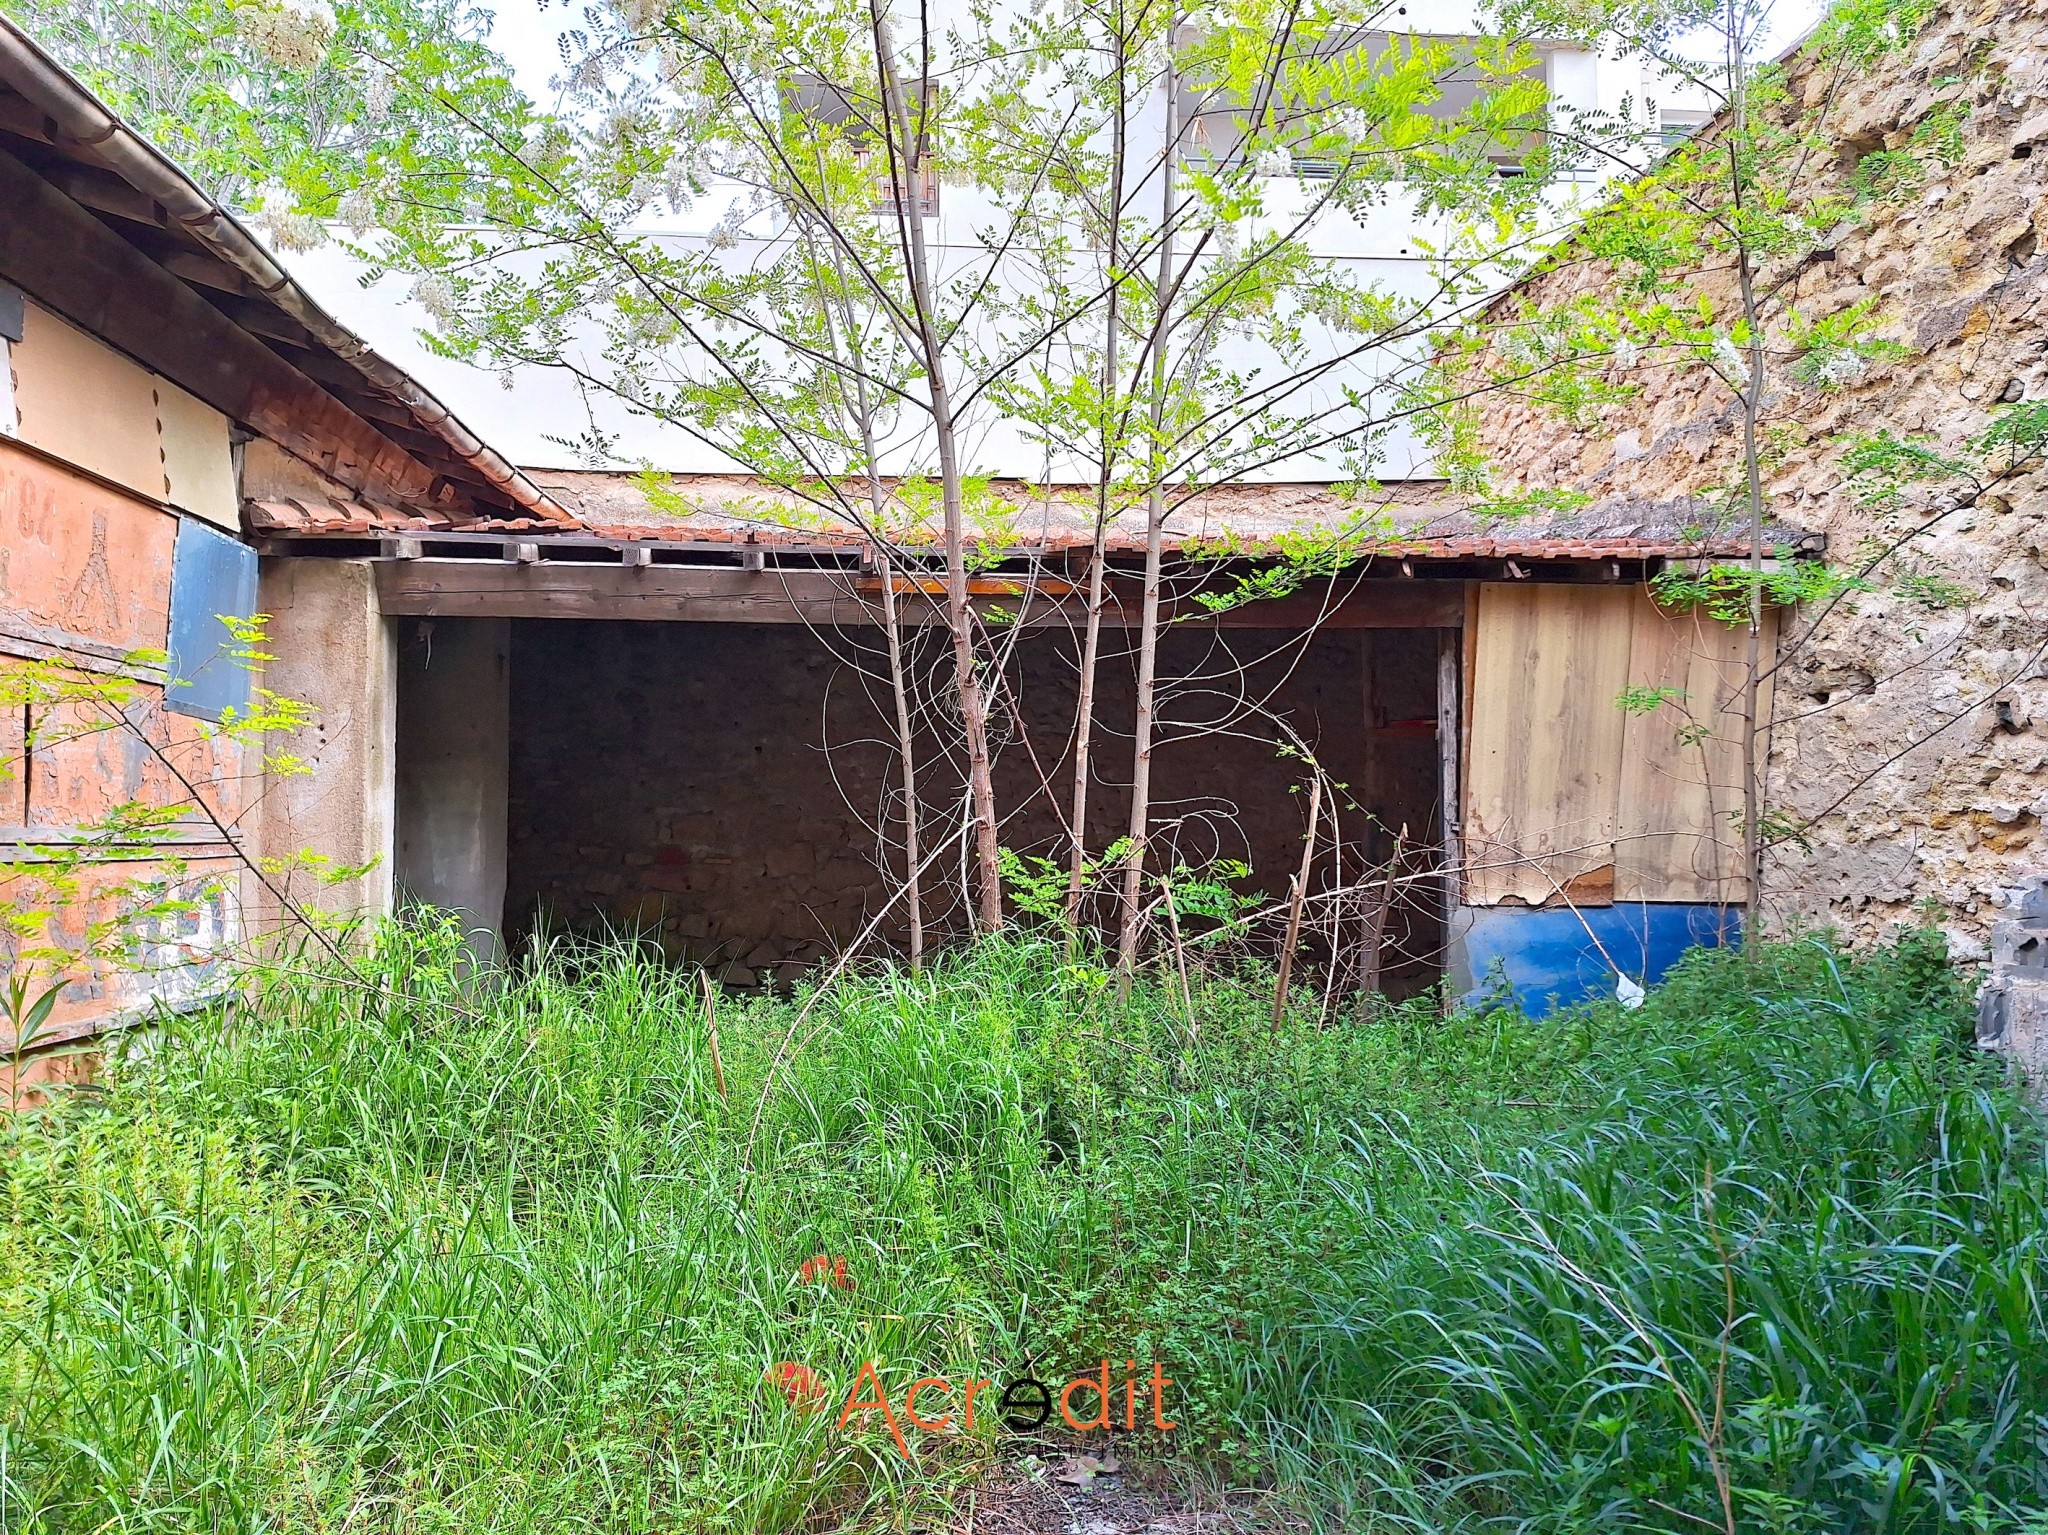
[
  {"xmin": 410, "ymin": 274, "xmax": 457, "ymax": 321},
  {"xmin": 251, "ymin": 183, "xmax": 328, "ymax": 252},
  {"xmin": 1801, "ymin": 347, "xmax": 1869, "ymax": 388},
  {"xmin": 238, "ymin": 0, "xmax": 334, "ymax": 71},
  {"xmin": 337, "ymin": 185, "xmax": 377, "ymax": 237},
  {"xmin": 1710, "ymin": 333, "xmax": 1749, "ymax": 385}
]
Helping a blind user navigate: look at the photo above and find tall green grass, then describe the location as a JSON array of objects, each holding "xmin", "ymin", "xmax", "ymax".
[{"xmin": 1, "ymin": 923, "xmax": 2041, "ymax": 1531}]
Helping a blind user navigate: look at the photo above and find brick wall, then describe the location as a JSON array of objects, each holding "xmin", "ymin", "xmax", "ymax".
[{"xmin": 503, "ymin": 618, "xmax": 1445, "ymax": 988}]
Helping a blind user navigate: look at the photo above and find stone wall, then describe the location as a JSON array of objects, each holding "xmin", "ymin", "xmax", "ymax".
[
  {"xmin": 1469, "ymin": 0, "xmax": 2048, "ymax": 956},
  {"xmin": 504, "ymin": 619, "xmax": 1445, "ymax": 990}
]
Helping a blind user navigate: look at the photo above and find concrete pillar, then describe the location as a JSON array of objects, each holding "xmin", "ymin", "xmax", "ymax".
[
  {"xmin": 255, "ymin": 558, "xmax": 397, "ymax": 929},
  {"xmin": 395, "ymin": 617, "xmax": 510, "ymax": 967}
]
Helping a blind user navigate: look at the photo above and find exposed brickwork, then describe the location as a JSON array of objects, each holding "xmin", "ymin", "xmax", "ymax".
[
  {"xmin": 504, "ymin": 619, "xmax": 1444, "ymax": 989},
  {"xmin": 1469, "ymin": 0, "xmax": 2048, "ymax": 955}
]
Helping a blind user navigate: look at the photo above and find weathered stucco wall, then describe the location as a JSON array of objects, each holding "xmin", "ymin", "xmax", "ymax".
[
  {"xmin": 256, "ymin": 558, "xmax": 396, "ymax": 926},
  {"xmin": 1470, "ymin": 0, "xmax": 2048, "ymax": 956},
  {"xmin": 0, "ymin": 437, "xmax": 247, "ymax": 1046}
]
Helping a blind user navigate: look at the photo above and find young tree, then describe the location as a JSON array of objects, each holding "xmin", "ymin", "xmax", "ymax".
[
  {"xmin": 362, "ymin": 0, "xmax": 1165, "ymax": 933},
  {"xmin": 989, "ymin": 0, "xmax": 1595, "ymax": 966}
]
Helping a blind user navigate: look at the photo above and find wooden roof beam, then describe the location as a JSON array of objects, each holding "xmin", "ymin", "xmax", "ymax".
[{"xmin": 0, "ymin": 143, "xmax": 459, "ymax": 512}]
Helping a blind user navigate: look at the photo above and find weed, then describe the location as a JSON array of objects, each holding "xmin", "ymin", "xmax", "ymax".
[{"xmin": 0, "ymin": 925, "xmax": 2040, "ymax": 1531}]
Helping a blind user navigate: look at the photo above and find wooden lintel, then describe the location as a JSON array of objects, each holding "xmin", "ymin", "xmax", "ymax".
[{"xmin": 373, "ymin": 559, "xmax": 1468, "ymax": 628}]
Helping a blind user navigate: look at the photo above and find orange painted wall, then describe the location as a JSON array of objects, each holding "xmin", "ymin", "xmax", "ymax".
[{"xmin": 1, "ymin": 436, "xmax": 246, "ymax": 1050}]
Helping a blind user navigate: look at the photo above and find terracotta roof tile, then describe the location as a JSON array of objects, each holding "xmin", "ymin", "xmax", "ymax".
[{"xmin": 248, "ymin": 475, "xmax": 1817, "ymax": 563}]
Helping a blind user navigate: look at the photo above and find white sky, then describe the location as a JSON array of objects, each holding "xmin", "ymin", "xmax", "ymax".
[{"xmin": 476, "ymin": 0, "xmax": 1830, "ymax": 103}]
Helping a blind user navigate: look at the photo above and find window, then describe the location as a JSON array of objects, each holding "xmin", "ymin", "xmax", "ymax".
[{"xmin": 1657, "ymin": 109, "xmax": 1712, "ymax": 154}]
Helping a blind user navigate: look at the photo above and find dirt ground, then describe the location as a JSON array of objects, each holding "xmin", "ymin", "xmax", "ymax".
[{"xmin": 950, "ymin": 1451, "xmax": 1290, "ymax": 1535}]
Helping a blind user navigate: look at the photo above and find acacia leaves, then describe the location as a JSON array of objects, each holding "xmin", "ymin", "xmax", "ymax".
[{"xmin": 11, "ymin": 0, "xmax": 539, "ymax": 243}]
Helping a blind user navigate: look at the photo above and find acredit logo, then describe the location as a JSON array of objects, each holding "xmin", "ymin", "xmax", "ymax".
[
  {"xmin": 827, "ymin": 1359, "xmax": 1177, "ymax": 1461},
  {"xmin": 772, "ymin": 1253, "xmax": 1177, "ymax": 1459}
]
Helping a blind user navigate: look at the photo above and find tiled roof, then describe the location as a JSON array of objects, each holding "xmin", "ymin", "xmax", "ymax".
[{"xmin": 247, "ymin": 473, "xmax": 1819, "ymax": 562}]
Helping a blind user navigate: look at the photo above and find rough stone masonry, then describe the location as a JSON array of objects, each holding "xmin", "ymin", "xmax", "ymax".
[{"xmin": 1470, "ymin": 0, "xmax": 2048, "ymax": 973}]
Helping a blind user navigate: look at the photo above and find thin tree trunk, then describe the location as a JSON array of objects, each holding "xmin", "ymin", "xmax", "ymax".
[
  {"xmin": 1271, "ymin": 774, "xmax": 1322, "ymax": 1034},
  {"xmin": 1066, "ymin": 538, "xmax": 1109, "ymax": 929},
  {"xmin": 1065, "ymin": 12, "xmax": 1128, "ymax": 933},
  {"xmin": 1117, "ymin": 20, "xmax": 1178, "ymax": 971},
  {"xmin": 1726, "ymin": 0, "xmax": 1767, "ymax": 933},
  {"xmin": 873, "ymin": 5, "xmax": 1002, "ymax": 932},
  {"xmin": 877, "ymin": 547, "xmax": 924, "ymax": 967},
  {"xmin": 814, "ymin": 210, "xmax": 924, "ymax": 967},
  {"xmin": 1162, "ymin": 874, "xmax": 1194, "ymax": 1032}
]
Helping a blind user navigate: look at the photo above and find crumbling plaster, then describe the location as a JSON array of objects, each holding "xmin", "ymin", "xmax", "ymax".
[{"xmin": 1471, "ymin": 0, "xmax": 2048, "ymax": 955}]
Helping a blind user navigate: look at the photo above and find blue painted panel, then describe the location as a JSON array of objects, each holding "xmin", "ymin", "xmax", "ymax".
[
  {"xmin": 166, "ymin": 516, "xmax": 258, "ymax": 722},
  {"xmin": 1456, "ymin": 902, "xmax": 1740, "ymax": 1016}
]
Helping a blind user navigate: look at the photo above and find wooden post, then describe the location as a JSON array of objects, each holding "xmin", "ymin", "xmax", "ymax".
[
  {"xmin": 1437, "ymin": 627, "xmax": 1462, "ymax": 975},
  {"xmin": 1162, "ymin": 876, "xmax": 1195, "ymax": 1039},
  {"xmin": 1272, "ymin": 775, "xmax": 1323, "ymax": 1035}
]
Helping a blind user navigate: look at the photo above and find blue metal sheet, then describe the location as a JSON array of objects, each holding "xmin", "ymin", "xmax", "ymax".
[
  {"xmin": 1454, "ymin": 902, "xmax": 1741, "ymax": 1016},
  {"xmin": 165, "ymin": 516, "xmax": 258, "ymax": 721}
]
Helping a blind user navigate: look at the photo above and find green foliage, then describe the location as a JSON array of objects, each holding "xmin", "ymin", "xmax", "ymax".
[
  {"xmin": 1811, "ymin": 0, "xmax": 1943, "ymax": 65},
  {"xmin": 1159, "ymin": 859, "xmax": 1256, "ymax": 948},
  {"xmin": 1842, "ymin": 403, "xmax": 2048, "ymax": 523},
  {"xmin": 1977, "ymin": 400, "xmax": 2048, "ymax": 470},
  {"xmin": 1651, "ymin": 556, "xmax": 1865, "ymax": 624},
  {"xmin": 0, "ymin": 624, "xmax": 313, "ymax": 975},
  {"xmin": 1784, "ymin": 299, "xmax": 1908, "ymax": 390},
  {"xmin": 1852, "ymin": 147, "xmax": 1925, "ymax": 204},
  {"xmin": 1840, "ymin": 427, "xmax": 1974, "ymax": 506},
  {"xmin": 996, "ymin": 839, "xmax": 1132, "ymax": 928},
  {"xmin": 1892, "ymin": 569, "xmax": 1974, "ymax": 610},
  {"xmin": 1, "ymin": 926, "xmax": 2040, "ymax": 1531},
  {"xmin": 1186, "ymin": 515, "xmax": 1397, "ymax": 618},
  {"xmin": 1616, "ymin": 683, "xmax": 1686, "ymax": 715},
  {"xmin": 8, "ymin": 0, "xmax": 537, "ymax": 238},
  {"xmin": 1467, "ymin": 484, "xmax": 1595, "ymax": 522}
]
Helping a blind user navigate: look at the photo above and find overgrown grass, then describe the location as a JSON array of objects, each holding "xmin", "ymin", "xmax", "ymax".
[{"xmin": 2, "ymin": 924, "xmax": 2042, "ymax": 1531}]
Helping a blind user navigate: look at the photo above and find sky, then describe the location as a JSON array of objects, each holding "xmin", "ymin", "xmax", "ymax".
[
  {"xmin": 476, "ymin": 0, "xmax": 1832, "ymax": 107},
  {"xmin": 290, "ymin": 0, "xmax": 1834, "ymax": 472}
]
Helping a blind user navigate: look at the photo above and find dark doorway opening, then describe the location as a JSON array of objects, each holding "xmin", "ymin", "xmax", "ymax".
[{"xmin": 504, "ymin": 618, "xmax": 1446, "ymax": 996}]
